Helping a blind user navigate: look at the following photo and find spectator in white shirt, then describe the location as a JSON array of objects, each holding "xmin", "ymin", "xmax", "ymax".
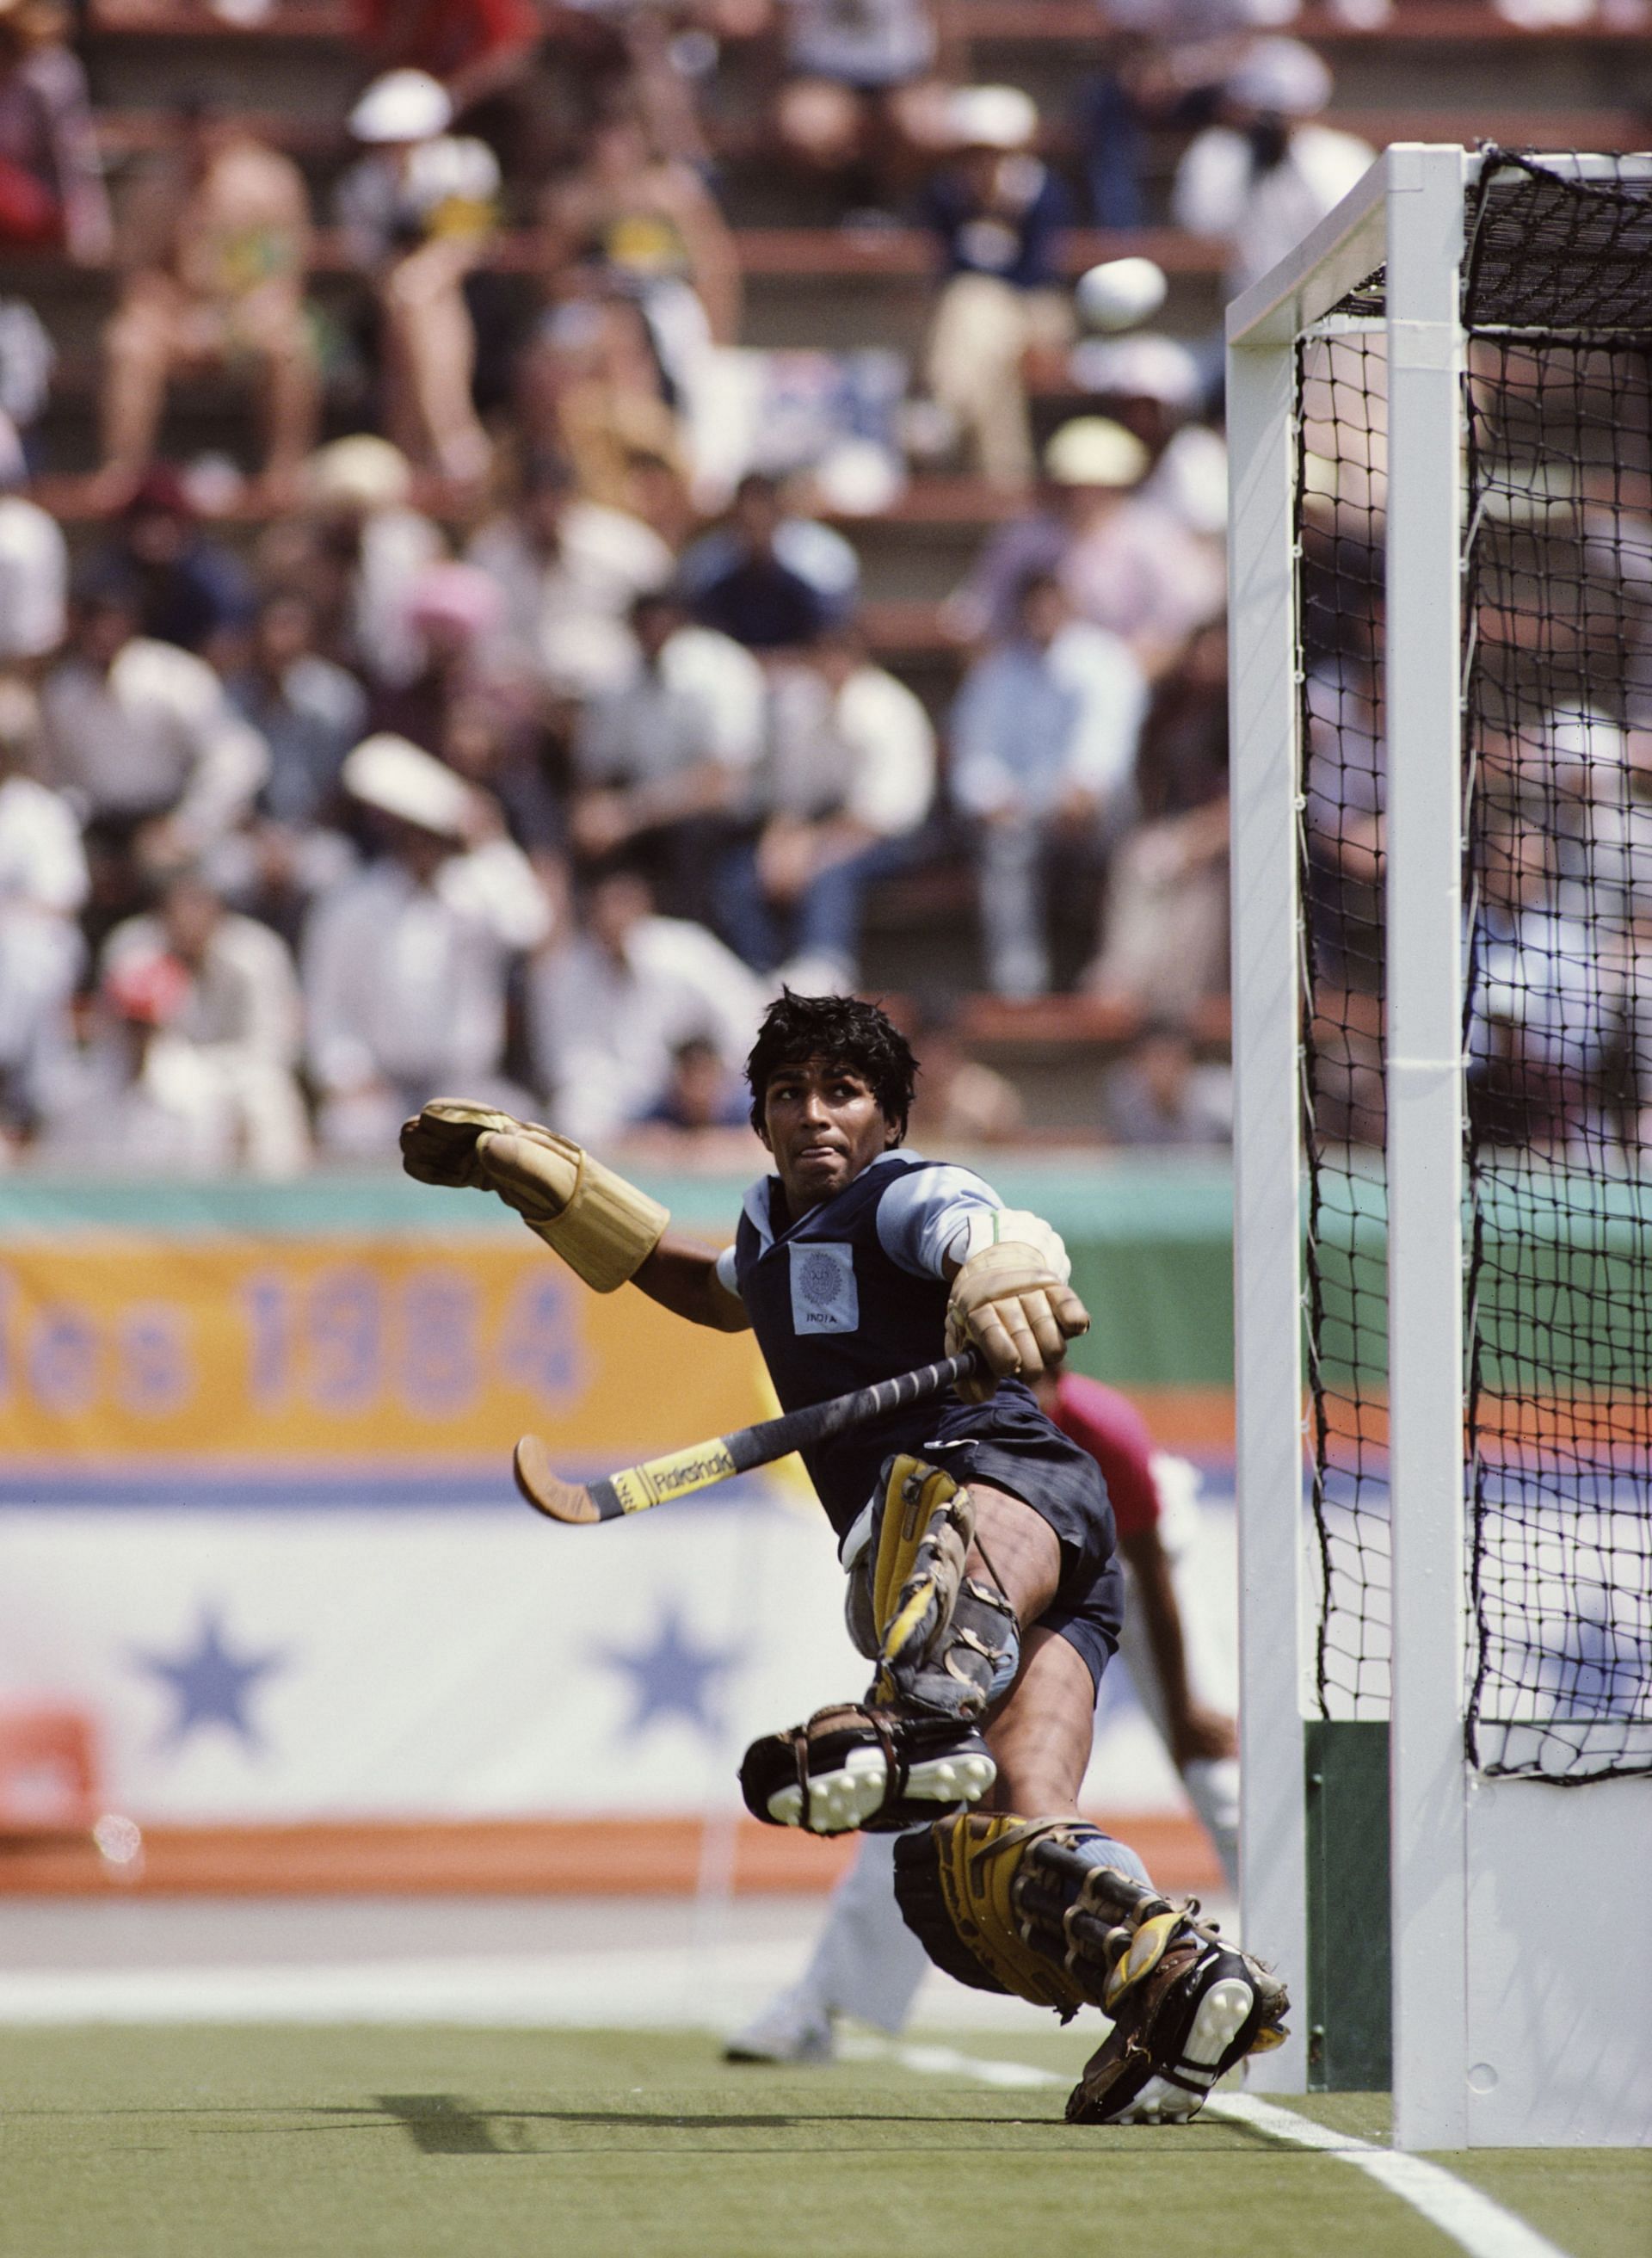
[
  {"xmin": 0, "ymin": 412, "xmax": 65, "ymax": 663},
  {"xmin": 467, "ymin": 453, "xmax": 674, "ymax": 699},
  {"xmin": 952, "ymin": 570, "xmax": 1146, "ymax": 998},
  {"xmin": 0, "ymin": 679, "xmax": 84, "ymax": 1139},
  {"xmin": 718, "ymin": 622, "xmax": 936, "ymax": 988},
  {"xmin": 1170, "ymin": 40, "xmax": 1373, "ymax": 305},
  {"xmin": 302, "ymin": 732, "xmax": 550, "ymax": 1156},
  {"xmin": 40, "ymin": 564, "xmax": 268, "ymax": 868},
  {"xmin": 102, "ymin": 871, "xmax": 310, "ymax": 1176},
  {"xmin": 570, "ymin": 589, "xmax": 765, "ymax": 920},
  {"xmin": 526, "ymin": 864, "xmax": 765, "ymax": 1144},
  {"xmin": 34, "ymin": 949, "xmax": 239, "ymax": 1175}
]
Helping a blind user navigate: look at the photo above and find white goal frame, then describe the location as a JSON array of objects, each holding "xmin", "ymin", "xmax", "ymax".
[{"xmin": 1227, "ymin": 144, "xmax": 1652, "ymax": 2150}]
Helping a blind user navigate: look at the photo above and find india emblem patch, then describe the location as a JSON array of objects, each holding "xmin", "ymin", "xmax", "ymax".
[{"xmin": 788, "ymin": 1241, "xmax": 859, "ymax": 1334}]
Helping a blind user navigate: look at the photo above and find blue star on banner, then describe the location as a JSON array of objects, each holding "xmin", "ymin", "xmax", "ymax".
[
  {"xmin": 133, "ymin": 1605, "xmax": 290, "ymax": 1751},
  {"xmin": 598, "ymin": 1605, "xmax": 738, "ymax": 1739}
]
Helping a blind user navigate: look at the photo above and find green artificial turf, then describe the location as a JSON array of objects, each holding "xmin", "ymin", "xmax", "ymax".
[{"xmin": 2, "ymin": 2027, "xmax": 1644, "ymax": 2258}]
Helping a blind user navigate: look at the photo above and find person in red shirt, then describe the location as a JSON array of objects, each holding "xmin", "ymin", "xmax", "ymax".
[{"xmin": 727, "ymin": 1367, "xmax": 1238, "ymax": 2064}]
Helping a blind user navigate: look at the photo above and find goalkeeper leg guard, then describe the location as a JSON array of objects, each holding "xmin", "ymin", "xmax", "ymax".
[
  {"xmin": 1063, "ymin": 1931, "xmax": 1291, "ymax": 2126},
  {"xmin": 893, "ymin": 1815, "xmax": 1289, "ymax": 2121},
  {"xmin": 739, "ymin": 1704, "xmax": 996, "ymax": 1835},
  {"xmin": 843, "ymin": 1456, "xmax": 1020, "ymax": 1723}
]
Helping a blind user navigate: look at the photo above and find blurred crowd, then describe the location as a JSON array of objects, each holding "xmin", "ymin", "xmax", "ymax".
[{"xmin": 0, "ymin": 0, "xmax": 1642, "ymax": 1170}]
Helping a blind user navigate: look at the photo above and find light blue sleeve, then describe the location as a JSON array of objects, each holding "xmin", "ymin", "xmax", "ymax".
[
  {"xmin": 875, "ymin": 1163, "xmax": 1002, "ymax": 1280},
  {"xmin": 713, "ymin": 1244, "xmax": 742, "ymax": 1296}
]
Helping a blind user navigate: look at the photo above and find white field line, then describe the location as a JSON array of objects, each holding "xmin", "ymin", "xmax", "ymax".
[{"xmin": 839, "ymin": 2038, "xmax": 1572, "ymax": 2258}]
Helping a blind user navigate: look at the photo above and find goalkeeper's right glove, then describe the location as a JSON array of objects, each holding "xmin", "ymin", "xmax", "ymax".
[{"xmin": 400, "ymin": 1099, "xmax": 669, "ymax": 1292}]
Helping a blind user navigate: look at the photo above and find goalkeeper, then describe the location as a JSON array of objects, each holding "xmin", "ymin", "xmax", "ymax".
[{"xmin": 401, "ymin": 990, "xmax": 1285, "ymax": 2125}]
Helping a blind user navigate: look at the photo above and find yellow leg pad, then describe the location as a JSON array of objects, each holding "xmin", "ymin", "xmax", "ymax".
[
  {"xmin": 1101, "ymin": 1907, "xmax": 1181, "ymax": 2013},
  {"xmin": 871, "ymin": 1456, "xmax": 973, "ymax": 1654},
  {"xmin": 930, "ymin": 1815, "xmax": 1096, "ymax": 2019}
]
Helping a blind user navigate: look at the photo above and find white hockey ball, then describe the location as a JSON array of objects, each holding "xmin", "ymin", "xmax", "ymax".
[{"xmin": 1075, "ymin": 256, "xmax": 1168, "ymax": 333}]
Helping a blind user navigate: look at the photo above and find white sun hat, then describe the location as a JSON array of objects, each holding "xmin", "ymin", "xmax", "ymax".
[
  {"xmin": 946, "ymin": 84, "xmax": 1039, "ymax": 151},
  {"xmin": 342, "ymin": 733, "xmax": 474, "ymax": 839},
  {"xmin": 1224, "ymin": 37, "xmax": 1334, "ymax": 117},
  {"xmin": 306, "ymin": 434, "xmax": 415, "ymax": 512},
  {"xmin": 1043, "ymin": 416, "xmax": 1150, "ymax": 490},
  {"xmin": 348, "ymin": 68, "xmax": 453, "ymax": 145}
]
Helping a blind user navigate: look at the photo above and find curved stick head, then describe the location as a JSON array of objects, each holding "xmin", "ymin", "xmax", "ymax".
[{"xmin": 514, "ymin": 1435, "xmax": 601, "ymax": 1524}]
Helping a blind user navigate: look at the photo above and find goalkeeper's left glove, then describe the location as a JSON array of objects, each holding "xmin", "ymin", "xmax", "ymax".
[{"xmin": 944, "ymin": 1209, "xmax": 1089, "ymax": 1402}]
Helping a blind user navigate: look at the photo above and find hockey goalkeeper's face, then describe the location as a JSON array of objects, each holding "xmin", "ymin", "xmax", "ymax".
[{"xmin": 760, "ymin": 1054, "xmax": 899, "ymax": 1216}]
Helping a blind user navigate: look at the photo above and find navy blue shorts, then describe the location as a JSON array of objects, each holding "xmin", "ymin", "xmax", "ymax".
[{"xmin": 922, "ymin": 1383, "xmax": 1124, "ymax": 1698}]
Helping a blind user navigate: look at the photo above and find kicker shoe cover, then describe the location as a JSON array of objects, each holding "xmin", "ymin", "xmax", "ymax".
[{"xmin": 739, "ymin": 1704, "xmax": 996, "ymax": 1835}]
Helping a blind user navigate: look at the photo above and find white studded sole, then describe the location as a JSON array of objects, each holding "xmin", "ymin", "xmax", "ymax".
[
  {"xmin": 1114, "ymin": 1971, "xmax": 1256, "ymax": 2125},
  {"xmin": 766, "ymin": 1744, "xmax": 997, "ymax": 1833}
]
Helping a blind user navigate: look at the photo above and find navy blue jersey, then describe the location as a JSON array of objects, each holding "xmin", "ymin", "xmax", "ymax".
[{"xmin": 718, "ymin": 1153, "xmax": 1118, "ymax": 1622}]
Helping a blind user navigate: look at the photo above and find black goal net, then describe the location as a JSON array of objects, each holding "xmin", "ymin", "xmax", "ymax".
[
  {"xmin": 1294, "ymin": 151, "xmax": 1652, "ymax": 1779},
  {"xmin": 1460, "ymin": 152, "xmax": 1652, "ymax": 1781}
]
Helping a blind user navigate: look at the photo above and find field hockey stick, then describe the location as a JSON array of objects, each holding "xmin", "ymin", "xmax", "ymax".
[{"xmin": 513, "ymin": 1348, "xmax": 983, "ymax": 1525}]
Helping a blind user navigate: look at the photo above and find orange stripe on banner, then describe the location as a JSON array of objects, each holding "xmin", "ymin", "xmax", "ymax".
[
  {"xmin": 1126, "ymin": 1389, "xmax": 1236, "ymax": 1453},
  {"xmin": 0, "ymin": 1813, "xmax": 1224, "ymax": 1899},
  {"xmin": 1314, "ymin": 1392, "xmax": 1649, "ymax": 1453}
]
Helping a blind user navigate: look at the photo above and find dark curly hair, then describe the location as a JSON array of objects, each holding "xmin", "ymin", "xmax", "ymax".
[{"xmin": 745, "ymin": 990, "xmax": 918, "ymax": 1138}]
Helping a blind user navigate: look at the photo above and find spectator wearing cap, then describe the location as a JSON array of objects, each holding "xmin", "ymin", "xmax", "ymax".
[
  {"xmin": 1171, "ymin": 39, "xmax": 1373, "ymax": 304},
  {"xmin": 1069, "ymin": 330, "xmax": 1230, "ymax": 545},
  {"xmin": 570, "ymin": 588, "xmax": 765, "ymax": 921},
  {"xmin": 920, "ymin": 84, "xmax": 1073, "ymax": 491},
  {"xmin": 1049, "ymin": 416, "xmax": 1224, "ymax": 679},
  {"xmin": 302, "ymin": 731, "xmax": 549, "ymax": 1153},
  {"xmin": 466, "ymin": 453, "xmax": 674, "ymax": 700},
  {"xmin": 525, "ymin": 863, "xmax": 764, "ymax": 1144},
  {"xmin": 0, "ymin": 0, "xmax": 109, "ymax": 261},
  {"xmin": 946, "ymin": 417, "xmax": 1223, "ymax": 678},
  {"xmin": 335, "ymin": 69, "xmax": 500, "ymax": 485},
  {"xmin": 0, "ymin": 406, "xmax": 65, "ymax": 663},
  {"xmin": 718, "ymin": 620, "xmax": 935, "ymax": 989},
  {"xmin": 92, "ymin": 466, "xmax": 256, "ymax": 663},
  {"xmin": 0, "ymin": 677, "xmax": 84, "ymax": 1141},
  {"xmin": 102, "ymin": 870, "xmax": 310, "ymax": 1176},
  {"xmin": 96, "ymin": 108, "xmax": 317, "ymax": 505},
  {"xmin": 951, "ymin": 570, "xmax": 1145, "ymax": 999},
  {"xmin": 768, "ymin": 0, "xmax": 944, "ymax": 217},
  {"xmin": 276, "ymin": 435, "xmax": 445, "ymax": 689},
  {"xmin": 40, "ymin": 566, "xmax": 268, "ymax": 871}
]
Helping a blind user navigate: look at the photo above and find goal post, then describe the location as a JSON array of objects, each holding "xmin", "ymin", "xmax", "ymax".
[{"xmin": 1228, "ymin": 145, "xmax": 1652, "ymax": 2150}]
